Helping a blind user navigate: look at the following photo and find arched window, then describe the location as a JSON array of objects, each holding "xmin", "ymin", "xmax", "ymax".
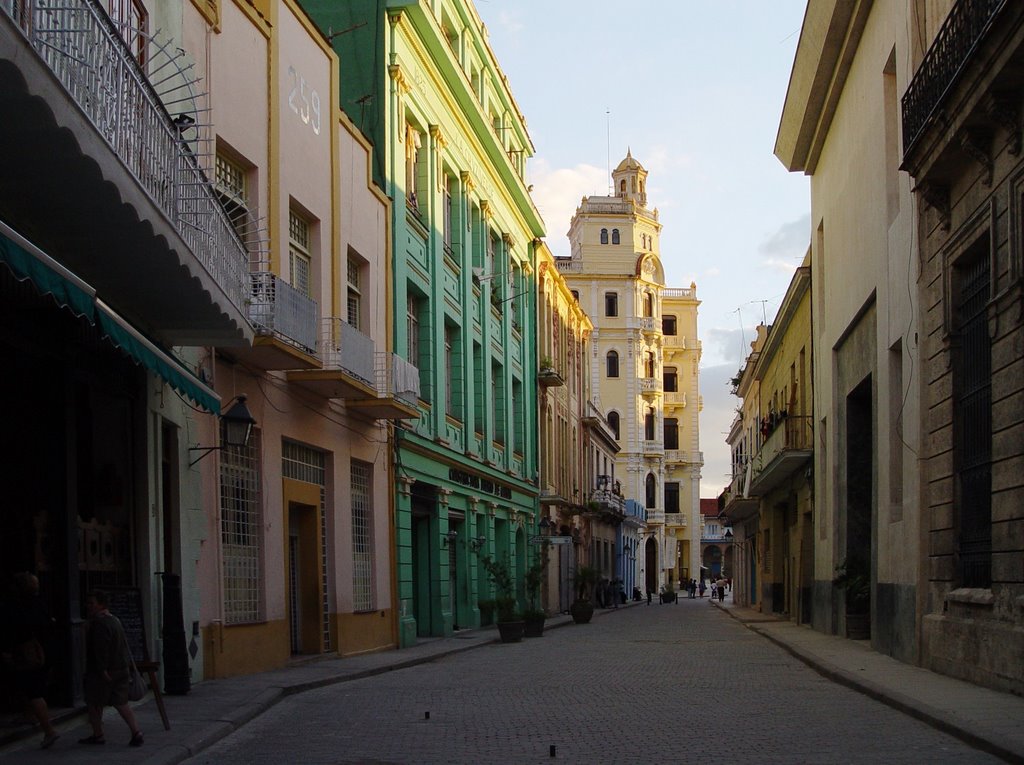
[
  {"xmin": 619, "ymin": 180, "xmax": 626, "ymax": 195},
  {"xmin": 645, "ymin": 473, "xmax": 656, "ymax": 508},
  {"xmin": 607, "ymin": 411, "xmax": 620, "ymax": 440},
  {"xmin": 606, "ymin": 351, "xmax": 619, "ymax": 378},
  {"xmin": 643, "ymin": 292, "xmax": 653, "ymax": 317},
  {"xmin": 600, "ymin": 228, "xmax": 608, "ymax": 244},
  {"xmin": 611, "ymin": 229, "xmax": 620, "ymax": 245},
  {"xmin": 644, "ymin": 407, "xmax": 655, "ymax": 440},
  {"xmin": 644, "ymin": 351, "xmax": 655, "ymax": 378}
]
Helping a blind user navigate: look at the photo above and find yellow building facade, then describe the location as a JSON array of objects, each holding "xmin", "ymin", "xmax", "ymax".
[{"xmin": 557, "ymin": 152, "xmax": 702, "ymax": 593}]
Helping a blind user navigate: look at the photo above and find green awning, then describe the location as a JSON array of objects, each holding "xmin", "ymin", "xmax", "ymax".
[
  {"xmin": 95, "ymin": 299, "xmax": 220, "ymax": 413},
  {"xmin": 0, "ymin": 223, "xmax": 95, "ymax": 318},
  {"xmin": 1, "ymin": 221, "xmax": 221, "ymax": 413}
]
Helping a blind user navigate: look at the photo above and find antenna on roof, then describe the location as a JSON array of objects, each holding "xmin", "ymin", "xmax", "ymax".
[{"xmin": 606, "ymin": 108, "xmax": 612, "ymax": 195}]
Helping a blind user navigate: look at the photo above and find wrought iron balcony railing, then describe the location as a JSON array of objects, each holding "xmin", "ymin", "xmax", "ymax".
[
  {"xmin": 901, "ymin": 0, "xmax": 1008, "ymax": 158},
  {"xmin": 1, "ymin": 0, "xmax": 250, "ymax": 313},
  {"xmin": 249, "ymin": 272, "xmax": 318, "ymax": 353}
]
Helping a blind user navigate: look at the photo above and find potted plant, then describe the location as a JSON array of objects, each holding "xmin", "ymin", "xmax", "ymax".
[
  {"xmin": 833, "ymin": 557, "xmax": 870, "ymax": 639},
  {"xmin": 522, "ymin": 560, "xmax": 546, "ymax": 637},
  {"xmin": 660, "ymin": 584, "xmax": 677, "ymax": 604},
  {"xmin": 570, "ymin": 565, "xmax": 599, "ymax": 624},
  {"xmin": 480, "ymin": 555, "xmax": 524, "ymax": 642}
]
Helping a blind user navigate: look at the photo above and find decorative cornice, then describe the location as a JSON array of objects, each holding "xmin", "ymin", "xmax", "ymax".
[
  {"xmin": 460, "ymin": 170, "xmax": 475, "ymax": 194},
  {"xmin": 502, "ymin": 232, "xmax": 516, "ymax": 250},
  {"xmin": 480, "ymin": 200, "xmax": 493, "ymax": 220},
  {"xmin": 398, "ymin": 476, "xmax": 415, "ymax": 497}
]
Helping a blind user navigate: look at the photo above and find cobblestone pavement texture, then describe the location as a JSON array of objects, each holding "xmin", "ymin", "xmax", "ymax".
[
  {"xmin": 3, "ymin": 598, "xmax": 1021, "ymax": 764},
  {"xmin": 181, "ymin": 601, "xmax": 997, "ymax": 765}
]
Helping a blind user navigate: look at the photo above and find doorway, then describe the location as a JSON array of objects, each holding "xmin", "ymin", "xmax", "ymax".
[
  {"xmin": 284, "ymin": 476, "xmax": 322, "ymax": 656},
  {"xmin": 644, "ymin": 537, "xmax": 658, "ymax": 594}
]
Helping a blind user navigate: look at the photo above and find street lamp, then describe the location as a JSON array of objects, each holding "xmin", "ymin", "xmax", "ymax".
[{"xmin": 188, "ymin": 395, "xmax": 257, "ymax": 466}]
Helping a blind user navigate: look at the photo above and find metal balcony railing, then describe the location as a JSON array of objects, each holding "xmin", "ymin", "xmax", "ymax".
[
  {"xmin": 374, "ymin": 351, "xmax": 420, "ymax": 404},
  {"xmin": 554, "ymin": 258, "xmax": 584, "ymax": 273},
  {"xmin": 639, "ymin": 377, "xmax": 662, "ymax": 393},
  {"xmin": 643, "ymin": 439, "xmax": 663, "ymax": 456},
  {"xmin": 320, "ymin": 318, "xmax": 375, "ymax": 387},
  {"xmin": 249, "ymin": 272, "xmax": 318, "ymax": 353},
  {"xmin": 1, "ymin": 0, "xmax": 250, "ymax": 312},
  {"xmin": 588, "ymin": 489, "xmax": 625, "ymax": 514},
  {"xmin": 902, "ymin": 0, "xmax": 1008, "ymax": 157}
]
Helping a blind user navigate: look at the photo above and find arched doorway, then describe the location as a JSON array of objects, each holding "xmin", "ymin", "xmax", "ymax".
[
  {"xmin": 644, "ymin": 536, "xmax": 658, "ymax": 594},
  {"xmin": 703, "ymin": 545, "xmax": 722, "ymax": 578}
]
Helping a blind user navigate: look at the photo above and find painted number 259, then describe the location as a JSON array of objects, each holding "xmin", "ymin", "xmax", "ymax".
[{"xmin": 287, "ymin": 66, "xmax": 321, "ymax": 136}]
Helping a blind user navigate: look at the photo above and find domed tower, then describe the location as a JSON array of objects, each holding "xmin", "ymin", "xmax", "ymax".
[{"xmin": 612, "ymin": 148, "xmax": 648, "ymax": 207}]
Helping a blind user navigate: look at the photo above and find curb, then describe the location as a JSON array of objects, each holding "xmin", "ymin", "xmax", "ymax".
[{"xmin": 713, "ymin": 602, "xmax": 1024, "ymax": 764}]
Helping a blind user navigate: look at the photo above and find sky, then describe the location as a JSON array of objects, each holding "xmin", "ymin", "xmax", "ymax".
[{"xmin": 475, "ymin": 1, "xmax": 811, "ymax": 498}]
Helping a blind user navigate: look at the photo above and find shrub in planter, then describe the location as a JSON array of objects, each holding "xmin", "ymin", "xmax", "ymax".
[
  {"xmin": 477, "ymin": 599, "xmax": 496, "ymax": 626},
  {"xmin": 570, "ymin": 565, "xmax": 599, "ymax": 624},
  {"xmin": 480, "ymin": 555, "xmax": 524, "ymax": 642}
]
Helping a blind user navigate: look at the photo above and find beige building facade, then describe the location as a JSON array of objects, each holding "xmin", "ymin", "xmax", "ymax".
[{"xmin": 557, "ymin": 152, "xmax": 702, "ymax": 594}]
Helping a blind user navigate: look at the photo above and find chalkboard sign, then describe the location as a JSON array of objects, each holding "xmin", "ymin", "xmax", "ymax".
[{"xmin": 103, "ymin": 586, "xmax": 148, "ymax": 663}]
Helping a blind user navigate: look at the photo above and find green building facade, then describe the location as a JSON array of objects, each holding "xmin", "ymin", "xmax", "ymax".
[{"xmin": 304, "ymin": 0, "xmax": 543, "ymax": 646}]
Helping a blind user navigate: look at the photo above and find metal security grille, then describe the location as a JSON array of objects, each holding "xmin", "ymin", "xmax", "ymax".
[
  {"xmin": 954, "ymin": 255, "xmax": 992, "ymax": 588},
  {"xmin": 351, "ymin": 460, "xmax": 374, "ymax": 612},
  {"xmin": 282, "ymin": 441, "xmax": 330, "ymax": 649},
  {"xmin": 220, "ymin": 428, "xmax": 262, "ymax": 624},
  {"xmin": 215, "ymin": 154, "xmax": 246, "ymax": 205}
]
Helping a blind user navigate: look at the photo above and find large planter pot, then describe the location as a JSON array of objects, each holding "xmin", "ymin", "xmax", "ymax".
[
  {"xmin": 496, "ymin": 620, "xmax": 525, "ymax": 643},
  {"xmin": 570, "ymin": 600, "xmax": 594, "ymax": 624},
  {"xmin": 846, "ymin": 613, "xmax": 870, "ymax": 640},
  {"xmin": 523, "ymin": 616, "xmax": 546, "ymax": 638}
]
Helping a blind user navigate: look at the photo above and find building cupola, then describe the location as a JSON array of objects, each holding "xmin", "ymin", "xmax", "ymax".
[{"xmin": 612, "ymin": 148, "xmax": 648, "ymax": 207}]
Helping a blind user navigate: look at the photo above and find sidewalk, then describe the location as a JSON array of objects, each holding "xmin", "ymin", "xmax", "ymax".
[
  {"xmin": 0, "ymin": 604, "xmax": 621, "ymax": 764},
  {"xmin": 713, "ymin": 598, "xmax": 1024, "ymax": 764}
]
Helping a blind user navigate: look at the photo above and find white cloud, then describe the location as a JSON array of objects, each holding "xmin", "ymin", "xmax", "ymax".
[
  {"xmin": 758, "ymin": 213, "xmax": 810, "ymax": 262},
  {"xmin": 528, "ymin": 158, "xmax": 608, "ymax": 252},
  {"xmin": 705, "ymin": 267, "xmax": 720, "ymax": 277},
  {"xmin": 497, "ymin": 10, "xmax": 524, "ymax": 35},
  {"xmin": 699, "ymin": 363, "xmax": 742, "ymax": 498},
  {"xmin": 761, "ymin": 257, "xmax": 800, "ymax": 275}
]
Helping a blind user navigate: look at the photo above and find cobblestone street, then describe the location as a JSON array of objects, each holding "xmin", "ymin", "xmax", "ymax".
[{"xmin": 184, "ymin": 601, "xmax": 1000, "ymax": 765}]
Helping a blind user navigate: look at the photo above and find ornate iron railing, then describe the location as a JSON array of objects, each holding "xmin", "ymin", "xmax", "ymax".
[
  {"xmin": 901, "ymin": 0, "xmax": 1008, "ymax": 157},
  {"xmin": 1, "ymin": 0, "xmax": 250, "ymax": 312}
]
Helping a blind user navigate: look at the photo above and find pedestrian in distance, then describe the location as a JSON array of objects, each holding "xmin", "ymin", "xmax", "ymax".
[
  {"xmin": 1, "ymin": 572, "xmax": 59, "ymax": 749},
  {"xmin": 79, "ymin": 590, "xmax": 144, "ymax": 747},
  {"xmin": 698, "ymin": 580, "xmax": 706, "ymax": 598},
  {"xmin": 710, "ymin": 581, "xmax": 718, "ymax": 600}
]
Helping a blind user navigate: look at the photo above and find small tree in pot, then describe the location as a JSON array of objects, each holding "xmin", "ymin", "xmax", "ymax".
[
  {"xmin": 570, "ymin": 565, "xmax": 599, "ymax": 624},
  {"xmin": 522, "ymin": 560, "xmax": 546, "ymax": 637},
  {"xmin": 480, "ymin": 555, "xmax": 524, "ymax": 642}
]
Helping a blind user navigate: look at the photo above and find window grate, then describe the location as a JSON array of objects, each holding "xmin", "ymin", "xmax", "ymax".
[
  {"xmin": 351, "ymin": 460, "xmax": 373, "ymax": 611},
  {"xmin": 220, "ymin": 428, "xmax": 262, "ymax": 624}
]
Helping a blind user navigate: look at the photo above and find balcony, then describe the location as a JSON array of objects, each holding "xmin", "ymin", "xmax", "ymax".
[
  {"xmin": 639, "ymin": 377, "xmax": 662, "ymax": 396},
  {"xmin": 646, "ymin": 510, "xmax": 665, "ymax": 525},
  {"xmin": 537, "ymin": 365, "xmax": 565, "ymax": 387},
  {"xmin": 629, "ymin": 316, "xmax": 658, "ymax": 335},
  {"xmin": 553, "ymin": 257, "xmax": 584, "ymax": 273},
  {"xmin": 721, "ymin": 470, "xmax": 759, "ymax": 525},
  {"xmin": 0, "ymin": 0, "xmax": 251, "ymax": 346},
  {"xmin": 587, "ymin": 488, "xmax": 626, "ymax": 518},
  {"xmin": 664, "ymin": 391, "xmax": 686, "ymax": 407},
  {"xmin": 642, "ymin": 439, "xmax": 664, "ymax": 457},
  {"xmin": 902, "ymin": 0, "xmax": 1010, "ymax": 160},
  {"xmin": 749, "ymin": 414, "xmax": 813, "ymax": 495},
  {"xmin": 664, "ymin": 513, "xmax": 686, "ymax": 527},
  {"xmin": 287, "ymin": 318, "xmax": 376, "ymax": 399},
  {"xmin": 241, "ymin": 272, "xmax": 319, "ymax": 369},
  {"xmin": 346, "ymin": 352, "xmax": 420, "ymax": 419}
]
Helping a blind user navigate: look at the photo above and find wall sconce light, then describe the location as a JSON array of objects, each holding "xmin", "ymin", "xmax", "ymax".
[
  {"xmin": 188, "ymin": 395, "xmax": 257, "ymax": 466},
  {"xmin": 442, "ymin": 530, "xmax": 459, "ymax": 548},
  {"xmin": 470, "ymin": 535, "xmax": 487, "ymax": 551},
  {"xmin": 538, "ymin": 517, "xmax": 552, "ymax": 537}
]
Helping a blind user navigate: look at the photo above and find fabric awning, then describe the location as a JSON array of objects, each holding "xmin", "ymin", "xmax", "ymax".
[{"xmin": 0, "ymin": 220, "xmax": 220, "ymax": 413}]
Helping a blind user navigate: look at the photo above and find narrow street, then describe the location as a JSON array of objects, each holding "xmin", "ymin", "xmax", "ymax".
[{"xmin": 181, "ymin": 601, "xmax": 999, "ymax": 765}]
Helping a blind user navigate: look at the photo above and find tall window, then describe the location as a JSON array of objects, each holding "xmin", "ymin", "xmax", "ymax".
[
  {"xmin": 643, "ymin": 292, "xmax": 653, "ymax": 317},
  {"xmin": 605, "ymin": 292, "xmax": 618, "ymax": 317},
  {"xmin": 663, "ymin": 315, "xmax": 677, "ymax": 335},
  {"xmin": 611, "ymin": 229, "xmax": 620, "ymax": 245},
  {"xmin": 607, "ymin": 411, "xmax": 620, "ymax": 440},
  {"xmin": 215, "ymin": 152, "xmax": 251, "ymax": 249},
  {"xmin": 443, "ymin": 173, "xmax": 454, "ymax": 256},
  {"xmin": 600, "ymin": 228, "xmax": 609, "ymax": 244},
  {"xmin": 106, "ymin": 0, "xmax": 147, "ymax": 63},
  {"xmin": 406, "ymin": 294, "xmax": 419, "ymax": 362},
  {"xmin": 347, "ymin": 254, "xmax": 362, "ymax": 329},
  {"xmin": 645, "ymin": 473, "xmax": 656, "ymax": 509},
  {"xmin": 289, "ymin": 210, "xmax": 311, "ymax": 297},
  {"xmin": 665, "ymin": 482, "xmax": 680, "ymax": 513},
  {"xmin": 953, "ymin": 251, "xmax": 992, "ymax": 587},
  {"xmin": 220, "ymin": 427, "xmax": 262, "ymax": 624},
  {"xmin": 644, "ymin": 351, "xmax": 655, "ymax": 378},
  {"xmin": 445, "ymin": 325, "xmax": 454, "ymax": 415},
  {"xmin": 645, "ymin": 408, "xmax": 655, "ymax": 440},
  {"xmin": 665, "ymin": 418, "xmax": 679, "ymax": 450},
  {"xmin": 351, "ymin": 460, "xmax": 374, "ymax": 612},
  {"xmin": 492, "ymin": 361, "xmax": 506, "ymax": 444},
  {"xmin": 664, "ymin": 368, "xmax": 678, "ymax": 392},
  {"xmin": 405, "ymin": 123, "xmax": 422, "ymax": 213},
  {"xmin": 606, "ymin": 350, "xmax": 619, "ymax": 378}
]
